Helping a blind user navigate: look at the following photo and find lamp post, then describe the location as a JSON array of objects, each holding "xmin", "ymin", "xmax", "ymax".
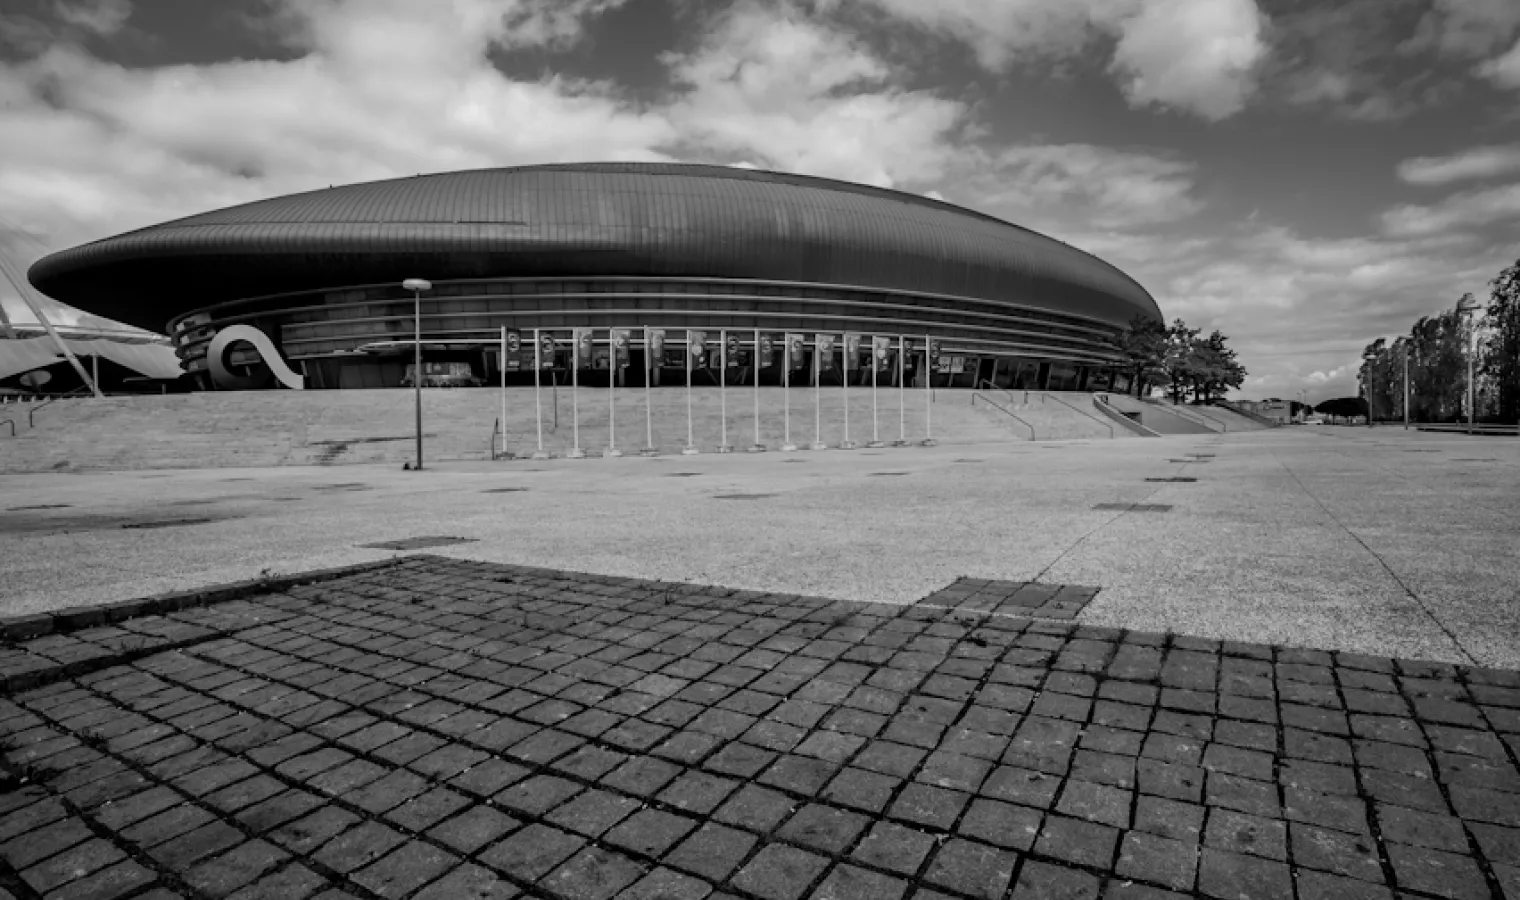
[
  {"xmin": 1457, "ymin": 293, "xmax": 1480, "ymax": 434},
  {"xmin": 403, "ymin": 278, "xmax": 432, "ymax": 469}
]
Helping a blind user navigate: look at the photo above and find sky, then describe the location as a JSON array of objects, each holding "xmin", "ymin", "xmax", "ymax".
[{"xmin": 1, "ymin": 0, "xmax": 1518, "ymax": 401}]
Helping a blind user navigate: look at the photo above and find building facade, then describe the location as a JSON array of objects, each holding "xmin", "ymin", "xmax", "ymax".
[{"xmin": 28, "ymin": 163, "xmax": 1162, "ymax": 392}]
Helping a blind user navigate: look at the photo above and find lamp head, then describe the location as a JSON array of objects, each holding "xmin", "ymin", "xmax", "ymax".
[{"xmin": 402, "ymin": 278, "xmax": 432, "ymax": 292}]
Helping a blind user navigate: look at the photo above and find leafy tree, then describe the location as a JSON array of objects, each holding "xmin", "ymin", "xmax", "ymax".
[
  {"xmin": 1116, "ymin": 315, "xmax": 1169, "ymax": 397},
  {"xmin": 1484, "ymin": 259, "xmax": 1520, "ymax": 424},
  {"xmin": 1164, "ymin": 319, "xmax": 1203, "ymax": 403},
  {"xmin": 1191, "ymin": 329, "xmax": 1247, "ymax": 403},
  {"xmin": 1315, "ymin": 396, "xmax": 1366, "ymax": 422}
]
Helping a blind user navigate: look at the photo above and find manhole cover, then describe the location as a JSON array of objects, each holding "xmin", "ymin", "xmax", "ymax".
[
  {"xmin": 782, "ymin": 460, "xmax": 807, "ymax": 463},
  {"xmin": 1167, "ymin": 458, "xmax": 1208, "ymax": 463},
  {"xmin": 482, "ymin": 487, "xmax": 528, "ymax": 493},
  {"xmin": 1404, "ymin": 449, "xmax": 1441, "ymax": 453},
  {"xmin": 358, "ymin": 536, "xmax": 479, "ymax": 550},
  {"xmin": 7, "ymin": 504, "xmax": 70, "ymax": 511},
  {"xmin": 712, "ymin": 493, "xmax": 778, "ymax": 500},
  {"xmin": 953, "ymin": 459, "xmax": 983, "ymax": 463},
  {"xmin": 1451, "ymin": 458, "xmax": 1496, "ymax": 462},
  {"xmin": 122, "ymin": 518, "xmax": 215, "ymax": 530},
  {"xmin": 868, "ymin": 472, "xmax": 910, "ymax": 477},
  {"xmin": 1145, "ymin": 477, "xmax": 1197, "ymax": 482},
  {"xmin": 314, "ymin": 483, "xmax": 370, "ymax": 491},
  {"xmin": 665, "ymin": 472, "xmax": 702, "ymax": 477}
]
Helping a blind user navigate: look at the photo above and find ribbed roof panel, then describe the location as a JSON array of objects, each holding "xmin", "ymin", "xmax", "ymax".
[{"xmin": 29, "ymin": 162, "xmax": 1160, "ymax": 333}]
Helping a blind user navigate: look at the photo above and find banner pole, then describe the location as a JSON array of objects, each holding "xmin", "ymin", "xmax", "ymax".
[
  {"xmin": 783, "ymin": 337, "xmax": 796, "ymax": 451},
  {"xmin": 895, "ymin": 334, "xmax": 907, "ymax": 446},
  {"xmin": 643, "ymin": 328, "xmax": 656, "ymax": 456},
  {"xmin": 500, "ymin": 326, "xmax": 508, "ymax": 459},
  {"xmin": 607, "ymin": 328, "xmax": 622, "ymax": 457},
  {"xmin": 750, "ymin": 328, "xmax": 764, "ymax": 452},
  {"xmin": 811, "ymin": 338, "xmax": 825, "ymax": 451},
  {"xmin": 532, "ymin": 329, "xmax": 548, "ymax": 458},
  {"xmin": 719, "ymin": 329, "xmax": 732, "ymax": 452},
  {"xmin": 868, "ymin": 336, "xmax": 883, "ymax": 448},
  {"xmin": 842, "ymin": 336, "xmax": 854, "ymax": 450},
  {"xmin": 683, "ymin": 332, "xmax": 698, "ymax": 454},
  {"xmin": 569, "ymin": 331, "xmax": 585, "ymax": 458},
  {"xmin": 923, "ymin": 334, "xmax": 936, "ymax": 446}
]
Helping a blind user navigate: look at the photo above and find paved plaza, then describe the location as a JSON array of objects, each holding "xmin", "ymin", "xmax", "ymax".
[
  {"xmin": 2, "ymin": 555, "xmax": 1519, "ymax": 900},
  {"xmin": 1, "ymin": 424, "xmax": 1518, "ymax": 898}
]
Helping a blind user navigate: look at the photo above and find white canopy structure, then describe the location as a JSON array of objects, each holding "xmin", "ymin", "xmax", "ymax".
[{"xmin": 0, "ymin": 336, "xmax": 182, "ymax": 382}]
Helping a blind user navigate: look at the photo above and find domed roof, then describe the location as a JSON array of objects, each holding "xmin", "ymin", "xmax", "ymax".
[{"xmin": 29, "ymin": 162, "xmax": 1160, "ymax": 333}]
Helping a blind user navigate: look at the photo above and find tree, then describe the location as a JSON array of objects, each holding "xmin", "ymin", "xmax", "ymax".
[
  {"xmin": 1164, "ymin": 319, "xmax": 1203, "ymax": 403},
  {"xmin": 1485, "ymin": 258, "xmax": 1520, "ymax": 424},
  {"xmin": 1116, "ymin": 315, "xmax": 1169, "ymax": 397},
  {"xmin": 1191, "ymin": 330, "xmax": 1247, "ymax": 403},
  {"xmin": 1316, "ymin": 396, "xmax": 1366, "ymax": 423}
]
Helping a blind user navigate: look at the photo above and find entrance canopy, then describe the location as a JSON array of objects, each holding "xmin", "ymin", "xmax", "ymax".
[{"xmin": 0, "ymin": 336, "xmax": 182, "ymax": 382}]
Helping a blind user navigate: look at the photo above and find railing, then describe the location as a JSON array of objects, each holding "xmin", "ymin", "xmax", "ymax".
[
  {"xmin": 970, "ymin": 392, "xmax": 1036, "ymax": 440},
  {"xmin": 1092, "ymin": 394, "xmax": 1160, "ymax": 437},
  {"xmin": 1036, "ymin": 391, "xmax": 1114, "ymax": 438},
  {"xmin": 25, "ymin": 387, "xmax": 92, "ymax": 428},
  {"xmin": 1142, "ymin": 397, "xmax": 1224, "ymax": 432},
  {"xmin": 1, "ymin": 419, "xmax": 14, "ymax": 437}
]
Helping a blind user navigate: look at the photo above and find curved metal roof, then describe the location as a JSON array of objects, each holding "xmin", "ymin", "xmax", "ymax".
[{"xmin": 28, "ymin": 162, "xmax": 1161, "ymax": 333}]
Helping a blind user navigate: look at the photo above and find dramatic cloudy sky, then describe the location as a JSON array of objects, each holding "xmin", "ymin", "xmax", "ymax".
[{"xmin": 2, "ymin": 0, "xmax": 1518, "ymax": 400}]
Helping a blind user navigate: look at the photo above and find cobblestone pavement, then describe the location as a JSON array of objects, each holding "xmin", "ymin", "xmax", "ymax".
[{"xmin": 2, "ymin": 556, "xmax": 1519, "ymax": 900}]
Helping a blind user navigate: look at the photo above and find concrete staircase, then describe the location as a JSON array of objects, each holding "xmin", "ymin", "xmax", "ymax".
[
  {"xmin": 1100, "ymin": 394, "xmax": 1218, "ymax": 435},
  {"xmin": 966, "ymin": 390, "xmax": 1133, "ymax": 440},
  {"xmin": 1, "ymin": 387, "xmax": 1031, "ymax": 472}
]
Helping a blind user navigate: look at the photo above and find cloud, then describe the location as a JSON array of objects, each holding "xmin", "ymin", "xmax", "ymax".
[
  {"xmin": 53, "ymin": 0, "xmax": 132, "ymax": 36},
  {"xmin": 955, "ymin": 144, "xmax": 1202, "ymax": 230},
  {"xmin": 659, "ymin": 2, "xmax": 968, "ymax": 187},
  {"xmin": 1381, "ymin": 184, "xmax": 1520, "ymax": 236},
  {"xmin": 1477, "ymin": 37, "xmax": 1520, "ymax": 89},
  {"xmin": 1105, "ymin": 0, "xmax": 1266, "ymax": 121},
  {"xmin": 1398, "ymin": 144, "xmax": 1520, "ymax": 185},
  {"xmin": 1404, "ymin": 0, "xmax": 1520, "ymax": 60},
  {"xmin": 853, "ymin": 0, "xmax": 1267, "ymax": 120}
]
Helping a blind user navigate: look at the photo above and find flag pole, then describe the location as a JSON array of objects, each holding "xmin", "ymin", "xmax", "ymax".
[
  {"xmin": 643, "ymin": 328, "xmax": 657, "ymax": 456},
  {"xmin": 719, "ymin": 328, "xmax": 733, "ymax": 452},
  {"xmin": 750, "ymin": 328, "xmax": 764, "ymax": 452},
  {"xmin": 499, "ymin": 326, "xmax": 508, "ymax": 460},
  {"xmin": 841, "ymin": 336, "xmax": 855, "ymax": 449},
  {"xmin": 922, "ymin": 334, "xmax": 936, "ymax": 446},
  {"xmin": 783, "ymin": 336, "xmax": 796, "ymax": 452},
  {"xmin": 683, "ymin": 332, "xmax": 698, "ymax": 454},
  {"xmin": 606, "ymin": 328, "xmax": 622, "ymax": 457},
  {"xmin": 811, "ymin": 337, "xmax": 826, "ymax": 451},
  {"xmin": 532, "ymin": 329, "xmax": 549, "ymax": 459},
  {"xmin": 894, "ymin": 334, "xmax": 907, "ymax": 446},
  {"xmin": 569, "ymin": 331, "xmax": 585, "ymax": 458},
  {"xmin": 868, "ymin": 336, "xmax": 884, "ymax": 447}
]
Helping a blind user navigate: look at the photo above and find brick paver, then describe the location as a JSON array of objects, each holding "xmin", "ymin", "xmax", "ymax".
[{"xmin": 2, "ymin": 555, "xmax": 1518, "ymax": 899}]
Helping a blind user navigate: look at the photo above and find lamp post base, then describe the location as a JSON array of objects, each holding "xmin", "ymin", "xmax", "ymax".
[
  {"xmin": 531, "ymin": 450, "xmax": 552, "ymax": 459},
  {"xmin": 866, "ymin": 440, "xmax": 885, "ymax": 448},
  {"xmin": 639, "ymin": 447, "xmax": 659, "ymax": 457},
  {"xmin": 717, "ymin": 445, "xmax": 734, "ymax": 454},
  {"xmin": 891, "ymin": 440, "xmax": 909, "ymax": 447},
  {"xmin": 840, "ymin": 440, "xmax": 858, "ymax": 450},
  {"xmin": 681, "ymin": 446, "xmax": 701, "ymax": 455},
  {"xmin": 921, "ymin": 438, "xmax": 937, "ymax": 447},
  {"xmin": 603, "ymin": 448, "xmax": 623, "ymax": 458},
  {"xmin": 567, "ymin": 448, "xmax": 587, "ymax": 459},
  {"xmin": 747, "ymin": 444, "xmax": 766, "ymax": 453},
  {"xmin": 809, "ymin": 441, "xmax": 828, "ymax": 451},
  {"xmin": 781, "ymin": 443, "xmax": 799, "ymax": 452}
]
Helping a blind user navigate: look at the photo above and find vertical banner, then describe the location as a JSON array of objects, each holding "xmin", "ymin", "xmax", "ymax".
[
  {"xmin": 569, "ymin": 328, "xmax": 589, "ymax": 458},
  {"xmin": 685, "ymin": 330, "xmax": 706, "ymax": 453},
  {"xmin": 718, "ymin": 329, "xmax": 731, "ymax": 452},
  {"xmin": 644, "ymin": 327, "xmax": 664, "ymax": 454},
  {"xmin": 812, "ymin": 334, "xmax": 831, "ymax": 450},
  {"xmin": 503, "ymin": 328, "xmax": 522, "ymax": 370},
  {"xmin": 871, "ymin": 335, "xmax": 891, "ymax": 447},
  {"xmin": 784, "ymin": 333, "xmax": 802, "ymax": 451},
  {"xmin": 816, "ymin": 333, "xmax": 835, "ymax": 371},
  {"xmin": 842, "ymin": 333, "xmax": 860, "ymax": 448},
  {"xmin": 608, "ymin": 328, "xmax": 630, "ymax": 457},
  {"xmin": 539, "ymin": 332, "xmax": 557, "ymax": 369}
]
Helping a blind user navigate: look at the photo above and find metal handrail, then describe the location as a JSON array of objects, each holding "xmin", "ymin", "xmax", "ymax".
[
  {"xmin": 1, "ymin": 419, "xmax": 14, "ymax": 437},
  {"xmin": 976, "ymin": 379, "xmax": 1028, "ymax": 407},
  {"xmin": 971, "ymin": 392, "xmax": 1036, "ymax": 440},
  {"xmin": 25, "ymin": 386, "xmax": 91, "ymax": 428},
  {"xmin": 1212, "ymin": 399, "xmax": 1280, "ymax": 428},
  {"xmin": 1037, "ymin": 391, "xmax": 1113, "ymax": 438},
  {"xmin": 1092, "ymin": 394, "xmax": 1160, "ymax": 437},
  {"xmin": 1147, "ymin": 399, "xmax": 1225, "ymax": 432}
]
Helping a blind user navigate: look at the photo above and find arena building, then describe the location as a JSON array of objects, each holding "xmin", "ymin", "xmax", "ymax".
[{"xmin": 27, "ymin": 162, "xmax": 1161, "ymax": 393}]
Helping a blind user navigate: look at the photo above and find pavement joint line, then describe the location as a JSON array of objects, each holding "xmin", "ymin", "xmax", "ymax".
[
  {"xmin": 0, "ymin": 556, "xmax": 1517, "ymax": 899},
  {"xmin": 1266, "ymin": 448, "xmax": 1478, "ymax": 667}
]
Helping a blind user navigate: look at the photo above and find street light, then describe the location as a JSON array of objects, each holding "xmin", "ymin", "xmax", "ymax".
[
  {"xmin": 403, "ymin": 278, "xmax": 432, "ymax": 469},
  {"xmin": 1457, "ymin": 293, "xmax": 1480, "ymax": 434}
]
